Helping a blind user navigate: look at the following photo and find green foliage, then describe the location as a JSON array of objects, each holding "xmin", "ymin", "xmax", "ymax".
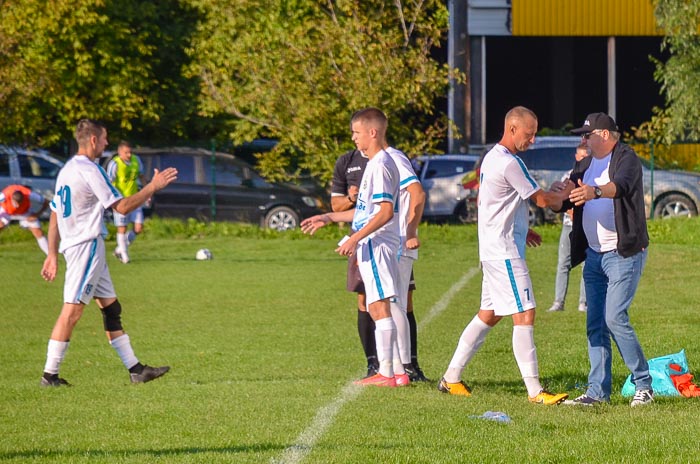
[
  {"xmin": 648, "ymin": 0, "xmax": 700, "ymax": 143},
  {"xmin": 0, "ymin": 0, "xmax": 204, "ymax": 146},
  {"xmin": 187, "ymin": 0, "xmax": 457, "ymax": 186}
]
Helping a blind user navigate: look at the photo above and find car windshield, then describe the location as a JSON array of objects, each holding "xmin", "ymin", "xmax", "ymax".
[{"xmin": 424, "ymin": 159, "xmax": 476, "ymax": 179}]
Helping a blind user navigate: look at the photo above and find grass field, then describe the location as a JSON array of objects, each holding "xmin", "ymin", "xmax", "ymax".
[{"xmin": 1, "ymin": 219, "xmax": 700, "ymax": 463}]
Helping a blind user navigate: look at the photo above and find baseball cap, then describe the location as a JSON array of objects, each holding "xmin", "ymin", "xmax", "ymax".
[{"xmin": 570, "ymin": 112, "xmax": 619, "ymax": 134}]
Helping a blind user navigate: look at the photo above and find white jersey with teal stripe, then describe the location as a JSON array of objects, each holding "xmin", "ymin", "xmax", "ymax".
[
  {"xmin": 385, "ymin": 146, "xmax": 420, "ymax": 260},
  {"xmin": 477, "ymin": 144, "xmax": 540, "ymax": 261},
  {"xmin": 351, "ymin": 150, "xmax": 400, "ymax": 250},
  {"xmin": 51, "ymin": 155, "xmax": 122, "ymax": 252}
]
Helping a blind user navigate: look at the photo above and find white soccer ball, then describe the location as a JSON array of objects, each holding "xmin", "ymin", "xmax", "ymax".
[{"xmin": 195, "ymin": 248, "xmax": 213, "ymax": 261}]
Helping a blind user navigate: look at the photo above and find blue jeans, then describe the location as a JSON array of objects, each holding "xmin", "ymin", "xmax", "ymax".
[
  {"xmin": 583, "ymin": 248, "xmax": 651, "ymax": 400},
  {"xmin": 554, "ymin": 223, "xmax": 586, "ymax": 305}
]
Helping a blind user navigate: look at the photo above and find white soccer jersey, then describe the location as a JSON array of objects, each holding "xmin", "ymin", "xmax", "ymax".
[
  {"xmin": 477, "ymin": 144, "xmax": 540, "ymax": 261},
  {"xmin": 385, "ymin": 146, "xmax": 420, "ymax": 260},
  {"xmin": 51, "ymin": 155, "xmax": 122, "ymax": 252},
  {"xmin": 352, "ymin": 149, "xmax": 400, "ymax": 250}
]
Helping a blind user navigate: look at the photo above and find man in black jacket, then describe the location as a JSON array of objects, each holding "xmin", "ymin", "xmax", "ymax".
[{"xmin": 558, "ymin": 112, "xmax": 653, "ymax": 407}]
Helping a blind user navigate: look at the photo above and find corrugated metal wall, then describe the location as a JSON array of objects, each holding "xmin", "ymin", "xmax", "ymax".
[{"xmin": 511, "ymin": 0, "xmax": 662, "ymax": 36}]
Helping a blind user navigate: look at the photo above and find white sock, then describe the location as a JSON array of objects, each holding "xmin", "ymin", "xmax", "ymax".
[
  {"xmin": 127, "ymin": 230, "xmax": 137, "ymax": 245},
  {"xmin": 116, "ymin": 233, "xmax": 129, "ymax": 256},
  {"xmin": 374, "ymin": 317, "xmax": 396, "ymax": 378},
  {"xmin": 444, "ymin": 315, "xmax": 492, "ymax": 383},
  {"xmin": 512, "ymin": 325, "xmax": 542, "ymax": 397},
  {"xmin": 44, "ymin": 339, "xmax": 70, "ymax": 374},
  {"xmin": 109, "ymin": 334, "xmax": 139, "ymax": 370},
  {"xmin": 36, "ymin": 236, "xmax": 49, "ymax": 255},
  {"xmin": 390, "ymin": 300, "xmax": 411, "ymax": 365}
]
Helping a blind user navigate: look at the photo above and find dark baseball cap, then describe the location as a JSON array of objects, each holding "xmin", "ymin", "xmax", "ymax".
[{"xmin": 570, "ymin": 112, "xmax": 619, "ymax": 134}]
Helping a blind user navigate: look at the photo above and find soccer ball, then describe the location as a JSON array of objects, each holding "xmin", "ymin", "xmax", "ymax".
[{"xmin": 195, "ymin": 248, "xmax": 213, "ymax": 260}]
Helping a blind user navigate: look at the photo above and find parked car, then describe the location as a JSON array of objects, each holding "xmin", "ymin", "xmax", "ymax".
[
  {"xmin": 0, "ymin": 145, "xmax": 64, "ymax": 219},
  {"xmin": 112, "ymin": 147, "xmax": 325, "ymax": 230},
  {"xmin": 412, "ymin": 154, "xmax": 481, "ymax": 223},
  {"xmin": 518, "ymin": 136, "xmax": 700, "ymax": 223}
]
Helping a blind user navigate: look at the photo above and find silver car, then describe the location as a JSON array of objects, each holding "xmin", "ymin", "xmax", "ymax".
[
  {"xmin": 413, "ymin": 154, "xmax": 481, "ymax": 223},
  {"xmin": 519, "ymin": 137, "xmax": 700, "ymax": 222},
  {"xmin": 0, "ymin": 145, "xmax": 64, "ymax": 216}
]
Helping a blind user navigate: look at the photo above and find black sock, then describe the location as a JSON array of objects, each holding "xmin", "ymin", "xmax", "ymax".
[
  {"xmin": 357, "ymin": 309, "xmax": 377, "ymax": 367},
  {"xmin": 128, "ymin": 362, "xmax": 144, "ymax": 374},
  {"xmin": 407, "ymin": 311, "xmax": 418, "ymax": 363}
]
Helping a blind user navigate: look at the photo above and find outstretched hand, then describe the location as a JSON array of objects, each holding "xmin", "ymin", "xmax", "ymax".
[
  {"xmin": 300, "ymin": 214, "xmax": 330, "ymax": 235},
  {"xmin": 150, "ymin": 167, "xmax": 178, "ymax": 191},
  {"xmin": 569, "ymin": 179, "xmax": 592, "ymax": 206}
]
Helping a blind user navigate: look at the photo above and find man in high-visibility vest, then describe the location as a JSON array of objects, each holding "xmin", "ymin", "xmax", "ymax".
[
  {"xmin": 0, "ymin": 184, "xmax": 50, "ymax": 254},
  {"xmin": 107, "ymin": 141, "xmax": 147, "ymax": 264}
]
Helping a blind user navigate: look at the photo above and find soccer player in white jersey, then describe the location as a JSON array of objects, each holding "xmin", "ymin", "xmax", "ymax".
[
  {"xmin": 39, "ymin": 119, "xmax": 177, "ymax": 387},
  {"xmin": 301, "ymin": 108, "xmax": 403, "ymax": 387},
  {"xmin": 438, "ymin": 106, "xmax": 571, "ymax": 405},
  {"xmin": 384, "ymin": 146, "xmax": 427, "ymax": 382}
]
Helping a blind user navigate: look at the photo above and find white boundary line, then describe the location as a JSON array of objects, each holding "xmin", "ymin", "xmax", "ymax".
[{"xmin": 271, "ymin": 267, "xmax": 479, "ymax": 464}]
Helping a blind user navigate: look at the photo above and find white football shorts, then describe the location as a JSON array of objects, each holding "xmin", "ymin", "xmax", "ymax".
[
  {"xmin": 63, "ymin": 237, "xmax": 117, "ymax": 304},
  {"xmin": 480, "ymin": 258, "xmax": 536, "ymax": 316},
  {"xmin": 395, "ymin": 255, "xmax": 415, "ymax": 312},
  {"xmin": 357, "ymin": 238, "xmax": 398, "ymax": 305},
  {"xmin": 113, "ymin": 207, "xmax": 144, "ymax": 227},
  {"xmin": 0, "ymin": 210, "xmax": 40, "ymax": 229}
]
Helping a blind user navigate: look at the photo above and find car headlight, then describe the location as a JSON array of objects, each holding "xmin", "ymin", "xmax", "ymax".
[{"xmin": 302, "ymin": 196, "xmax": 322, "ymax": 208}]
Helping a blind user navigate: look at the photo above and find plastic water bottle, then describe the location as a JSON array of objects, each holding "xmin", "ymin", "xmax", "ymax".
[{"xmin": 470, "ymin": 411, "xmax": 512, "ymax": 424}]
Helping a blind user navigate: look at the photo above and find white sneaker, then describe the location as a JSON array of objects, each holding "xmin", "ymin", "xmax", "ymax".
[
  {"xmin": 547, "ymin": 301, "xmax": 564, "ymax": 312},
  {"xmin": 578, "ymin": 303, "xmax": 587, "ymax": 312},
  {"xmin": 114, "ymin": 248, "xmax": 130, "ymax": 264},
  {"xmin": 630, "ymin": 389, "xmax": 654, "ymax": 407}
]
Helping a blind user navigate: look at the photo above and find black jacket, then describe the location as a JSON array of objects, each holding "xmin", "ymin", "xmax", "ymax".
[{"xmin": 560, "ymin": 142, "xmax": 649, "ymax": 267}]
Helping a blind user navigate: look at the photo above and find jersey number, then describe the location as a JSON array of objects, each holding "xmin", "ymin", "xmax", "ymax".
[{"xmin": 57, "ymin": 186, "xmax": 72, "ymax": 218}]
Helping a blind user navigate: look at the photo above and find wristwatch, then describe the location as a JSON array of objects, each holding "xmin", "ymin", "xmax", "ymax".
[{"xmin": 594, "ymin": 187, "xmax": 603, "ymax": 199}]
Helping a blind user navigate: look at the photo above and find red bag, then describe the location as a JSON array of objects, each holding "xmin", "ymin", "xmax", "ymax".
[{"xmin": 669, "ymin": 364, "xmax": 700, "ymax": 398}]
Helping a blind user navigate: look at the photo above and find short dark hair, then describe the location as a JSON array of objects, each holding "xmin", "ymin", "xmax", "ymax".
[
  {"xmin": 350, "ymin": 107, "xmax": 388, "ymax": 133},
  {"xmin": 74, "ymin": 119, "xmax": 106, "ymax": 146},
  {"xmin": 11, "ymin": 190, "xmax": 24, "ymax": 204}
]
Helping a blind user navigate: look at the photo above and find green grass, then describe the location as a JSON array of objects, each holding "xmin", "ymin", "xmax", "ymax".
[{"xmin": 2, "ymin": 219, "xmax": 700, "ymax": 463}]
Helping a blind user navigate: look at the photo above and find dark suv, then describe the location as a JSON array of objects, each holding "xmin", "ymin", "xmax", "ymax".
[{"xmin": 118, "ymin": 147, "xmax": 325, "ymax": 230}]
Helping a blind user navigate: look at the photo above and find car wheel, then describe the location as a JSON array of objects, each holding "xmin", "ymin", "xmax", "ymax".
[
  {"xmin": 653, "ymin": 193, "xmax": 697, "ymax": 219},
  {"xmin": 264, "ymin": 206, "xmax": 299, "ymax": 231},
  {"xmin": 454, "ymin": 201, "xmax": 472, "ymax": 224}
]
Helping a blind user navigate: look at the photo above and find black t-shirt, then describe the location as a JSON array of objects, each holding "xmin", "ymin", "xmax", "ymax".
[{"xmin": 330, "ymin": 149, "xmax": 368, "ymax": 196}]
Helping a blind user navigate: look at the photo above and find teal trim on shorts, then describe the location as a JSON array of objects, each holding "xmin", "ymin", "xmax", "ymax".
[
  {"xmin": 75, "ymin": 239, "xmax": 97, "ymax": 303},
  {"xmin": 368, "ymin": 238, "xmax": 385, "ymax": 299},
  {"xmin": 505, "ymin": 259, "xmax": 524, "ymax": 312}
]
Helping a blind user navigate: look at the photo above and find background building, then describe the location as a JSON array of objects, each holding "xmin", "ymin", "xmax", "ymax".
[{"xmin": 448, "ymin": 0, "xmax": 667, "ymax": 151}]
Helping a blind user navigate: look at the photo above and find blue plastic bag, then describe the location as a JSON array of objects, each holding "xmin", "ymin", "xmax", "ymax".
[{"xmin": 621, "ymin": 349, "xmax": 688, "ymax": 397}]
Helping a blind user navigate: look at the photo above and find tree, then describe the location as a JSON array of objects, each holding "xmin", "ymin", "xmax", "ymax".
[
  {"xmin": 187, "ymin": 0, "xmax": 457, "ymax": 185},
  {"xmin": 647, "ymin": 0, "xmax": 700, "ymax": 143},
  {"xmin": 0, "ymin": 0, "xmax": 203, "ymax": 148}
]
